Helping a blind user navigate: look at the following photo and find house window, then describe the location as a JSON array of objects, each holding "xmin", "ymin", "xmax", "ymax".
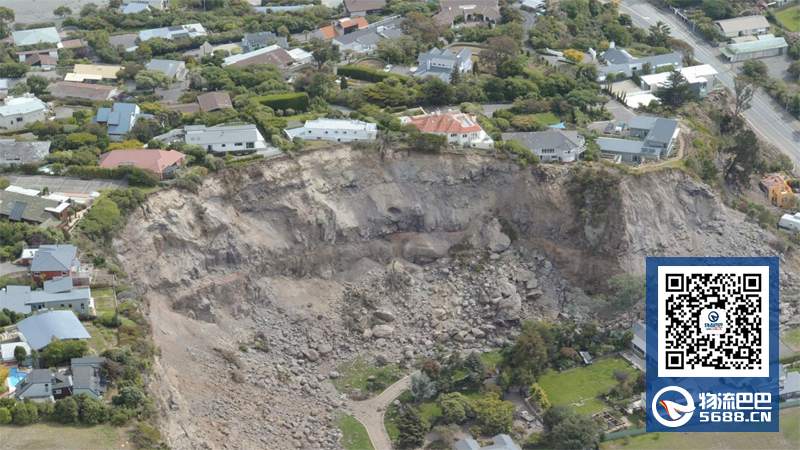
[
  {"xmin": 246, "ymin": 142, "xmax": 255, "ymax": 149},
  {"xmin": 222, "ymin": 144, "xmax": 226, "ymax": 148},
  {"xmin": 60, "ymin": 304, "xmax": 64, "ymax": 308},
  {"xmin": 235, "ymin": 143, "xmax": 242, "ymax": 146},
  {"xmin": 16, "ymin": 118, "xmax": 22, "ymax": 122},
  {"xmin": 308, "ymin": 130, "xmax": 312, "ymax": 134},
  {"xmin": 68, "ymin": 304, "xmax": 72, "ymax": 308},
  {"xmin": 335, "ymin": 131, "xmax": 339, "ymax": 134},
  {"xmin": 33, "ymin": 272, "xmax": 40, "ymax": 276},
  {"xmin": 325, "ymin": 131, "xmax": 329, "ymax": 134},
  {"xmin": 343, "ymin": 132, "xmax": 347, "ymax": 135},
  {"xmin": 54, "ymin": 389, "xmax": 61, "ymax": 394},
  {"xmin": 542, "ymin": 149, "xmax": 555, "ymax": 154},
  {"xmin": 450, "ymin": 133, "xmax": 457, "ymax": 137},
  {"xmin": 462, "ymin": 134, "xmax": 467, "ymax": 138},
  {"xmin": 62, "ymin": 271, "xmax": 68, "ymax": 276},
  {"xmin": 81, "ymin": 303, "xmax": 84, "ymax": 309}
]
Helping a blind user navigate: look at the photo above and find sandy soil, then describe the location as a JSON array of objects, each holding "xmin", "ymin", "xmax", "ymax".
[{"xmin": 7, "ymin": 0, "xmax": 100, "ymax": 25}]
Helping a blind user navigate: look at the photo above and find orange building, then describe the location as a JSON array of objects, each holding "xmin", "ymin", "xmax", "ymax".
[{"xmin": 760, "ymin": 172, "xmax": 795, "ymax": 209}]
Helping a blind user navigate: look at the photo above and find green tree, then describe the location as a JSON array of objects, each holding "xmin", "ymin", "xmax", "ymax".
[
  {"xmin": 607, "ymin": 273, "xmax": 646, "ymax": 311},
  {"xmin": 501, "ymin": 322, "xmax": 549, "ymax": 388},
  {"xmin": 77, "ymin": 395, "xmax": 110, "ymax": 425},
  {"xmin": 0, "ymin": 63, "xmax": 28, "ymax": 78},
  {"xmin": 418, "ymin": 77, "xmax": 455, "ymax": 105},
  {"xmin": 54, "ymin": 6, "xmax": 73, "ymax": 17},
  {"xmin": 724, "ymin": 129, "xmax": 761, "ymax": 186},
  {"xmin": 11, "ymin": 401, "xmax": 38, "ymax": 425},
  {"xmin": 65, "ymin": 132, "xmax": 98, "ymax": 149},
  {"xmin": 0, "ymin": 7, "xmax": 14, "ymax": 39},
  {"xmin": 134, "ymin": 70, "xmax": 173, "ymax": 93},
  {"xmin": 310, "ymin": 39, "xmax": 341, "ymax": 69},
  {"xmin": 742, "ymin": 60, "xmax": 769, "ymax": 84},
  {"xmin": 648, "ymin": 21, "xmax": 671, "ymax": 48},
  {"xmin": 397, "ymin": 406, "xmax": 429, "ymax": 449},
  {"xmin": 667, "ymin": 38, "xmax": 695, "ymax": 66},
  {"xmin": 550, "ymin": 411, "xmax": 601, "ymax": 449},
  {"xmin": 80, "ymin": 197, "xmax": 123, "ymax": 241},
  {"xmin": 409, "ymin": 372, "xmax": 437, "ymax": 403},
  {"xmin": 529, "ymin": 382, "xmax": 551, "ymax": 410},
  {"xmin": 449, "ymin": 66, "xmax": 462, "ymax": 84},
  {"xmin": 788, "ymin": 61, "xmax": 800, "ymax": 79},
  {"xmin": 340, "ymin": 76, "xmax": 348, "ymax": 90},
  {"xmin": 26, "ymin": 75, "xmax": 50, "ymax": 96},
  {"xmin": 437, "ymin": 392, "xmax": 473, "ymax": 424},
  {"xmin": 482, "ymin": 36, "xmax": 519, "ymax": 70},
  {"xmin": 701, "ymin": 0, "xmax": 733, "ymax": 20},
  {"xmin": 659, "ymin": 70, "xmax": 691, "ymax": 106},
  {"xmin": 473, "ymin": 392, "xmax": 515, "ymax": 435},
  {"xmin": 52, "ymin": 397, "xmax": 80, "ymax": 424},
  {"xmin": 463, "ymin": 351, "xmax": 487, "ymax": 386},
  {"xmin": 0, "ymin": 407, "xmax": 10, "ymax": 424},
  {"xmin": 117, "ymin": 386, "xmax": 145, "ymax": 408},
  {"xmin": 732, "ymin": 75, "xmax": 755, "ymax": 134},
  {"xmin": 14, "ymin": 345, "xmax": 27, "ymax": 364},
  {"xmin": 504, "ymin": 139, "xmax": 540, "ymax": 167}
]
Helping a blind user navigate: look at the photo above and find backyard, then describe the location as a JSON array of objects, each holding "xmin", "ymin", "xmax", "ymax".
[
  {"xmin": 336, "ymin": 413, "xmax": 374, "ymax": 450},
  {"xmin": 776, "ymin": 5, "xmax": 800, "ymax": 32},
  {"xmin": 783, "ymin": 327, "xmax": 800, "ymax": 353},
  {"xmin": 0, "ymin": 423, "xmax": 125, "ymax": 449},
  {"xmin": 331, "ymin": 355, "xmax": 405, "ymax": 398},
  {"xmin": 602, "ymin": 407, "xmax": 800, "ymax": 449},
  {"xmin": 538, "ymin": 356, "xmax": 638, "ymax": 415}
]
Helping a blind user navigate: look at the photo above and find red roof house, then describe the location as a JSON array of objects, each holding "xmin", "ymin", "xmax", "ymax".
[{"xmin": 98, "ymin": 149, "xmax": 186, "ymax": 179}]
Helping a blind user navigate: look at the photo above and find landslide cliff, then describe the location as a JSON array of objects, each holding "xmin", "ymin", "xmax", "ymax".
[{"xmin": 114, "ymin": 147, "xmax": 783, "ymax": 450}]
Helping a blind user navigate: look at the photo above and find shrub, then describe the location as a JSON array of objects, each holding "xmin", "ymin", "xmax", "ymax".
[
  {"xmin": 253, "ymin": 93, "xmax": 310, "ymax": 112},
  {"xmin": 337, "ymin": 66, "xmax": 410, "ymax": 83},
  {"xmin": 406, "ymin": 133, "xmax": 447, "ymax": 154},
  {"xmin": 97, "ymin": 312, "xmax": 122, "ymax": 328}
]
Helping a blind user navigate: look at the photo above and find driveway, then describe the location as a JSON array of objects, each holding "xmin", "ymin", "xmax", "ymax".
[
  {"xmin": 3, "ymin": 174, "xmax": 128, "ymax": 193},
  {"xmin": 389, "ymin": 66, "xmax": 414, "ymax": 77},
  {"xmin": 0, "ymin": 262, "xmax": 26, "ymax": 277}
]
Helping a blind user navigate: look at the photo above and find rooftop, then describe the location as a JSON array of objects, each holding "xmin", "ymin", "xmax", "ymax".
[
  {"xmin": 98, "ymin": 149, "xmax": 186, "ymax": 175},
  {"xmin": 49, "ymin": 82, "xmax": 118, "ymax": 101},
  {"xmin": 722, "ymin": 36, "xmax": 788, "ymax": 55},
  {"xmin": 222, "ymin": 45, "xmax": 294, "ymax": 68},
  {"xmin": 197, "ymin": 92, "xmax": 233, "ymax": 112},
  {"xmin": 0, "ymin": 95, "xmax": 47, "ymax": 117},
  {"xmin": 69, "ymin": 64, "xmax": 122, "ymax": 81},
  {"xmin": 402, "ymin": 112, "xmax": 483, "ymax": 134},
  {"xmin": 17, "ymin": 309, "xmax": 91, "ymax": 350},
  {"xmin": 31, "ymin": 244, "xmax": 78, "ymax": 272},
  {"xmin": 140, "ymin": 23, "xmax": 207, "ymax": 42},
  {"xmin": 0, "ymin": 191, "xmax": 68, "ymax": 227},
  {"xmin": 501, "ymin": 130, "xmax": 583, "ymax": 151},
  {"xmin": 244, "ymin": 31, "xmax": 288, "ymax": 49},
  {"xmin": 640, "ymin": 64, "xmax": 718, "ymax": 87},
  {"xmin": 145, "ymin": 59, "xmax": 184, "ymax": 78},
  {"xmin": 596, "ymin": 137, "xmax": 647, "ymax": 154},
  {"xmin": 343, "ymin": 0, "xmax": 387, "ymax": 12},
  {"xmin": 713, "ymin": 15, "xmax": 770, "ymax": 33},
  {"xmin": 0, "ymin": 139, "xmax": 51, "ymax": 164},
  {"xmin": 12, "ymin": 27, "xmax": 61, "ymax": 46}
]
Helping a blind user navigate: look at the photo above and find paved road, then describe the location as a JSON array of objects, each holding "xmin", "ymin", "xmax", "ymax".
[
  {"xmin": 514, "ymin": 4, "xmax": 537, "ymax": 49},
  {"xmin": 615, "ymin": 0, "xmax": 800, "ymax": 163},
  {"xmin": 346, "ymin": 371, "xmax": 418, "ymax": 450}
]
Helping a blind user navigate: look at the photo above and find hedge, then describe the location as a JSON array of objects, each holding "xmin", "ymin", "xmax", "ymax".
[
  {"xmin": 224, "ymin": 154, "xmax": 266, "ymax": 167},
  {"xmin": 65, "ymin": 166, "xmax": 158, "ymax": 186},
  {"xmin": 253, "ymin": 93, "xmax": 310, "ymax": 112},
  {"xmin": 337, "ymin": 66, "xmax": 411, "ymax": 83}
]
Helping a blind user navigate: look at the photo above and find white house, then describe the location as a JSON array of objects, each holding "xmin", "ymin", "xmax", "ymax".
[
  {"xmin": 414, "ymin": 48, "xmax": 473, "ymax": 83},
  {"xmin": 139, "ymin": 23, "xmax": 207, "ymax": 42},
  {"xmin": 288, "ymin": 48, "xmax": 313, "ymax": 65},
  {"xmin": 284, "ymin": 118, "xmax": 377, "ymax": 143},
  {"xmin": 714, "ymin": 15, "xmax": 770, "ymax": 38},
  {"xmin": 12, "ymin": 27, "xmax": 61, "ymax": 47},
  {"xmin": 640, "ymin": 64, "xmax": 718, "ymax": 99},
  {"xmin": 155, "ymin": 124, "xmax": 276, "ymax": 155},
  {"xmin": 0, "ymin": 94, "xmax": 48, "ymax": 131},
  {"xmin": 501, "ymin": 130, "xmax": 586, "ymax": 163},
  {"xmin": 400, "ymin": 110, "xmax": 494, "ymax": 149},
  {"xmin": 332, "ymin": 18, "xmax": 404, "ymax": 54}
]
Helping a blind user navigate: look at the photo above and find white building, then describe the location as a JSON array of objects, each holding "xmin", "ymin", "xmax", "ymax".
[
  {"xmin": 501, "ymin": 130, "xmax": 585, "ymax": 163},
  {"xmin": 0, "ymin": 94, "xmax": 48, "ymax": 131},
  {"xmin": 779, "ymin": 212, "xmax": 800, "ymax": 232},
  {"xmin": 287, "ymin": 48, "xmax": 313, "ymax": 65},
  {"xmin": 284, "ymin": 118, "xmax": 377, "ymax": 143},
  {"xmin": 155, "ymin": 124, "xmax": 276, "ymax": 155},
  {"xmin": 399, "ymin": 110, "xmax": 494, "ymax": 149},
  {"xmin": 640, "ymin": 64, "xmax": 718, "ymax": 99},
  {"xmin": 139, "ymin": 23, "xmax": 207, "ymax": 42}
]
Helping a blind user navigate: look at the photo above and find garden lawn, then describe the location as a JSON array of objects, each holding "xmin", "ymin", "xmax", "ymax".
[
  {"xmin": 332, "ymin": 355, "xmax": 404, "ymax": 395},
  {"xmin": 782, "ymin": 328, "xmax": 800, "ymax": 353},
  {"xmin": 93, "ymin": 288, "xmax": 116, "ymax": 315},
  {"xmin": 0, "ymin": 423, "xmax": 123, "ymax": 450},
  {"xmin": 533, "ymin": 112, "xmax": 560, "ymax": 126},
  {"xmin": 481, "ymin": 350, "xmax": 503, "ymax": 367},
  {"xmin": 83, "ymin": 322, "xmax": 116, "ymax": 353},
  {"xmin": 776, "ymin": 6, "xmax": 800, "ymax": 32},
  {"xmin": 538, "ymin": 356, "xmax": 636, "ymax": 408},
  {"xmin": 602, "ymin": 407, "xmax": 800, "ymax": 449},
  {"xmin": 357, "ymin": 59, "xmax": 385, "ymax": 70},
  {"xmin": 337, "ymin": 414, "xmax": 374, "ymax": 450},
  {"xmin": 385, "ymin": 403, "xmax": 401, "ymax": 443},
  {"xmin": 573, "ymin": 397, "xmax": 607, "ymax": 415}
]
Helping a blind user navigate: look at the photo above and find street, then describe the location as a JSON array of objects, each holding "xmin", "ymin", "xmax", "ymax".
[{"xmin": 614, "ymin": 0, "xmax": 800, "ymax": 163}]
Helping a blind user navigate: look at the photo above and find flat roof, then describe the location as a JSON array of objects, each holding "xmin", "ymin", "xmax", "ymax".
[{"xmin": 724, "ymin": 37, "xmax": 788, "ymax": 55}]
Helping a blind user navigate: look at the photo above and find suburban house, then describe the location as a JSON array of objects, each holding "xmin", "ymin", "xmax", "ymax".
[
  {"xmin": 121, "ymin": 2, "xmax": 151, "ymax": 13},
  {"xmin": 400, "ymin": 110, "xmax": 495, "ymax": 149},
  {"xmin": 343, "ymin": 0, "xmax": 386, "ymax": 17},
  {"xmin": 630, "ymin": 322, "xmax": 647, "ymax": 360},
  {"xmin": 109, "ymin": 34, "xmax": 140, "ymax": 53},
  {"xmin": 155, "ymin": 124, "xmax": 272, "ymax": 154},
  {"xmin": 0, "ymin": 190, "xmax": 71, "ymax": 228},
  {"xmin": 17, "ymin": 48, "xmax": 59, "ymax": 66},
  {"xmin": 243, "ymin": 31, "xmax": 288, "ymax": 51},
  {"xmin": 287, "ymin": 48, "xmax": 313, "ymax": 65},
  {"xmin": 14, "ymin": 357, "xmax": 107, "ymax": 401},
  {"xmin": 0, "ymin": 94, "xmax": 48, "ymax": 131},
  {"xmin": 98, "ymin": 149, "xmax": 186, "ymax": 179},
  {"xmin": 598, "ymin": 44, "xmax": 682, "ymax": 82},
  {"xmin": 92, "ymin": 103, "xmax": 153, "ymax": 141},
  {"xmin": 145, "ymin": 59, "xmax": 187, "ymax": 81},
  {"xmin": 139, "ymin": 23, "xmax": 207, "ymax": 42},
  {"xmin": 30, "ymin": 245, "xmax": 80, "ymax": 282},
  {"xmin": 722, "ymin": 35, "xmax": 788, "ymax": 62},
  {"xmin": 121, "ymin": 0, "xmax": 167, "ymax": 10},
  {"xmin": 0, "ymin": 139, "xmax": 51, "ymax": 165},
  {"xmin": 414, "ymin": 47, "xmax": 473, "ymax": 83},
  {"xmin": 713, "ymin": 15, "xmax": 770, "ymax": 38},
  {"xmin": 501, "ymin": 130, "xmax": 585, "ymax": 163},
  {"xmin": 435, "ymin": 0, "xmax": 501, "ymax": 26},
  {"xmin": 167, "ymin": 103, "xmax": 201, "ymax": 114},
  {"xmin": 640, "ymin": 64, "xmax": 718, "ymax": 99},
  {"xmin": 222, "ymin": 45, "xmax": 295, "ymax": 68},
  {"xmin": 11, "ymin": 27, "xmax": 61, "ymax": 47},
  {"xmin": 596, "ymin": 116, "xmax": 680, "ymax": 163},
  {"xmin": 0, "ymin": 341, "xmax": 31, "ymax": 363},
  {"xmin": 0, "ymin": 277, "xmax": 92, "ymax": 315},
  {"xmin": 760, "ymin": 172, "xmax": 795, "ymax": 209},
  {"xmin": 16, "ymin": 309, "xmax": 92, "ymax": 351},
  {"xmin": 14, "ymin": 369, "xmax": 60, "ymax": 402},
  {"xmin": 520, "ymin": 0, "xmax": 546, "ymax": 11},
  {"xmin": 455, "ymin": 434, "xmax": 521, "ymax": 450},
  {"xmin": 284, "ymin": 118, "xmax": 377, "ymax": 143},
  {"xmin": 72, "ymin": 364, "xmax": 107, "ymax": 399},
  {"xmin": 197, "ymin": 92, "xmax": 233, "ymax": 112},
  {"xmin": 49, "ymin": 81, "xmax": 119, "ymax": 102},
  {"xmin": 313, "ymin": 17, "xmax": 369, "ymax": 40},
  {"xmin": 65, "ymin": 64, "xmax": 122, "ymax": 83},
  {"xmin": 779, "ymin": 364, "xmax": 800, "ymax": 400}
]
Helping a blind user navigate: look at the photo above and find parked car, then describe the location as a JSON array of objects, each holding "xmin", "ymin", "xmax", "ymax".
[
  {"xmin": 604, "ymin": 122, "xmax": 615, "ymax": 134},
  {"xmin": 382, "ymin": 64, "xmax": 393, "ymax": 72},
  {"xmin": 614, "ymin": 125, "xmax": 622, "ymax": 135}
]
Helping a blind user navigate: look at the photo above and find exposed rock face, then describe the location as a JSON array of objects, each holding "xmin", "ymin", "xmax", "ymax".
[{"xmin": 115, "ymin": 147, "xmax": 790, "ymax": 450}]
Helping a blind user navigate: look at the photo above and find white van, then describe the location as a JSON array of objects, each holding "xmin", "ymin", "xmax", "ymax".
[{"xmin": 779, "ymin": 213, "xmax": 800, "ymax": 231}]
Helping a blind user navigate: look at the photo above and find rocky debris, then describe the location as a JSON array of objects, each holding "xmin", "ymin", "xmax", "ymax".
[
  {"xmin": 372, "ymin": 325, "xmax": 395, "ymax": 339},
  {"xmin": 373, "ymin": 310, "xmax": 396, "ymax": 322},
  {"xmin": 471, "ymin": 218, "xmax": 511, "ymax": 253}
]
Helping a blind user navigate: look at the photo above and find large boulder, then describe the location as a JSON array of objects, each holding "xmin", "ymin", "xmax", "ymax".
[
  {"xmin": 496, "ymin": 293, "xmax": 522, "ymax": 322},
  {"xmin": 372, "ymin": 324, "xmax": 395, "ymax": 339},
  {"xmin": 480, "ymin": 218, "xmax": 511, "ymax": 253},
  {"xmin": 373, "ymin": 310, "xmax": 396, "ymax": 322},
  {"xmin": 402, "ymin": 235, "xmax": 453, "ymax": 264}
]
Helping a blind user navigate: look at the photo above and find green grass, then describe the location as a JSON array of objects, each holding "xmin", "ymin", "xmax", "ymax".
[
  {"xmin": 336, "ymin": 413, "xmax": 374, "ymax": 450},
  {"xmin": 783, "ymin": 328, "xmax": 800, "ymax": 352},
  {"xmin": 0, "ymin": 423, "xmax": 123, "ymax": 449},
  {"xmin": 220, "ymin": 121, "xmax": 247, "ymax": 127},
  {"xmin": 573, "ymin": 397, "xmax": 608, "ymax": 415},
  {"xmin": 776, "ymin": 6, "xmax": 800, "ymax": 32},
  {"xmin": 83, "ymin": 323, "xmax": 116, "ymax": 353},
  {"xmin": 331, "ymin": 355, "xmax": 404, "ymax": 396},
  {"xmin": 93, "ymin": 288, "xmax": 116, "ymax": 315},
  {"xmin": 602, "ymin": 407, "xmax": 800, "ymax": 449},
  {"xmin": 419, "ymin": 401, "xmax": 443, "ymax": 423},
  {"xmin": 481, "ymin": 350, "xmax": 503, "ymax": 367},
  {"xmin": 538, "ymin": 356, "xmax": 636, "ymax": 408},
  {"xmin": 385, "ymin": 402, "xmax": 401, "ymax": 443},
  {"xmin": 533, "ymin": 112, "xmax": 560, "ymax": 126}
]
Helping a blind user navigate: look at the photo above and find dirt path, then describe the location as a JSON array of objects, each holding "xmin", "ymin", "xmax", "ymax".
[{"xmin": 344, "ymin": 371, "xmax": 419, "ymax": 450}]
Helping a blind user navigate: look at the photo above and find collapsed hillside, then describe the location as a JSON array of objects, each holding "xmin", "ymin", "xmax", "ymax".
[{"xmin": 114, "ymin": 147, "xmax": 788, "ymax": 450}]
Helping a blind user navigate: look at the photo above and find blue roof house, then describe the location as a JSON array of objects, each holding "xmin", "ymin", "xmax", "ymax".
[
  {"xmin": 16, "ymin": 309, "xmax": 91, "ymax": 351},
  {"xmin": 93, "ymin": 103, "xmax": 153, "ymax": 141}
]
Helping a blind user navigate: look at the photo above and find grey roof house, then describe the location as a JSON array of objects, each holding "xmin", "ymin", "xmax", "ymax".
[
  {"xmin": 72, "ymin": 365, "xmax": 107, "ymax": 399},
  {"xmin": 630, "ymin": 322, "xmax": 647, "ymax": 360},
  {"xmin": 779, "ymin": 364, "xmax": 800, "ymax": 400},
  {"xmin": 72, "ymin": 356, "xmax": 106, "ymax": 368},
  {"xmin": 455, "ymin": 434, "xmax": 521, "ymax": 450},
  {"xmin": 12, "ymin": 27, "xmax": 61, "ymax": 47},
  {"xmin": 31, "ymin": 244, "xmax": 78, "ymax": 274},
  {"xmin": 14, "ymin": 369, "xmax": 57, "ymax": 401},
  {"xmin": 501, "ymin": 130, "xmax": 585, "ymax": 163},
  {"xmin": 332, "ymin": 19, "xmax": 403, "ymax": 54},
  {"xmin": 0, "ymin": 190, "xmax": 70, "ymax": 228},
  {"xmin": 414, "ymin": 47, "xmax": 473, "ymax": 83},
  {"xmin": 139, "ymin": 23, "xmax": 207, "ymax": 42},
  {"xmin": 16, "ymin": 309, "xmax": 91, "ymax": 351},
  {"xmin": 93, "ymin": 103, "xmax": 153, "ymax": 141},
  {"xmin": 0, "ymin": 139, "xmax": 51, "ymax": 165},
  {"xmin": 0, "ymin": 277, "xmax": 92, "ymax": 315},
  {"xmin": 243, "ymin": 32, "xmax": 288, "ymax": 52},
  {"xmin": 598, "ymin": 44, "xmax": 682, "ymax": 82},
  {"xmin": 597, "ymin": 116, "xmax": 679, "ymax": 163},
  {"xmin": 145, "ymin": 59, "xmax": 187, "ymax": 81}
]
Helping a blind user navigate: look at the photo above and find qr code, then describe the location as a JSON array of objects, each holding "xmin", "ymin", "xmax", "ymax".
[{"xmin": 658, "ymin": 266, "xmax": 769, "ymax": 378}]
